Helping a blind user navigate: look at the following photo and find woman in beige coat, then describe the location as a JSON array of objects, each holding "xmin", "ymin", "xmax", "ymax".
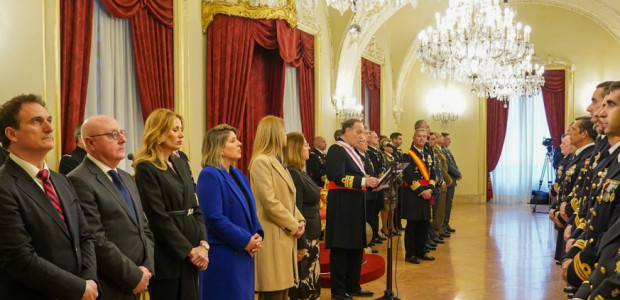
[{"xmin": 249, "ymin": 116, "xmax": 306, "ymax": 300}]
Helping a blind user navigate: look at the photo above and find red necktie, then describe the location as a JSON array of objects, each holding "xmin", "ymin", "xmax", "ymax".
[{"xmin": 37, "ymin": 169, "xmax": 67, "ymax": 226}]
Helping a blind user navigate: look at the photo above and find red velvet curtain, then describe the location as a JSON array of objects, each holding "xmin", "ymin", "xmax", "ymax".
[
  {"xmin": 207, "ymin": 15, "xmax": 315, "ymax": 172},
  {"xmin": 60, "ymin": 0, "xmax": 93, "ymax": 154},
  {"xmin": 361, "ymin": 58, "xmax": 381, "ymax": 133},
  {"xmin": 101, "ymin": 0, "xmax": 174, "ymax": 121},
  {"xmin": 541, "ymin": 70, "xmax": 566, "ymax": 147},
  {"xmin": 487, "ymin": 98, "xmax": 510, "ymax": 202}
]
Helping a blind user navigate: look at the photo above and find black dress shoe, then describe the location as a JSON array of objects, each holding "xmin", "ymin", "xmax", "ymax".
[
  {"xmin": 425, "ymin": 244, "xmax": 437, "ymax": 251},
  {"xmin": 427, "ymin": 240, "xmax": 437, "ymax": 247},
  {"xmin": 377, "ymin": 235, "xmax": 387, "ymax": 241},
  {"xmin": 405, "ymin": 256, "xmax": 420, "ymax": 264},
  {"xmin": 440, "ymin": 233, "xmax": 451, "ymax": 238},
  {"xmin": 420, "ymin": 254, "xmax": 435, "ymax": 261},
  {"xmin": 331, "ymin": 293, "xmax": 354, "ymax": 300},
  {"xmin": 370, "ymin": 248, "xmax": 379, "ymax": 254},
  {"xmin": 350, "ymin": 289, "xmax": 374, "ymax": 297},
  {"xmin": 432, "ymin": 237, "xmax": 445, "ymax": 244},
  {"xmin": 445, "ymin": 225, "xmax": 456, "ymax": 233},
  {"xmin": 372, "ymin": 238, "xmax": 383, "ymax": 244}
]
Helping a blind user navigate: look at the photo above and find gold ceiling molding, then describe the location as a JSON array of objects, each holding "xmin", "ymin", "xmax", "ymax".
[
  {"xmin": 511, "ymin": 0, "xmax": 620, "ymax": 43},
  {"xmin": 201, "ymin": 0, "xmax": 298, "ymax": 33},
  {"xmin": 363, "ymin": 36, "xmax": 384, "ymax": 64}
]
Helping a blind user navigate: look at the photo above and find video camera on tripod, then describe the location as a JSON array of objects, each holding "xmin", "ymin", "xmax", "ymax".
[{"xmin": 542, "ymin": 137, "xmax": 556, "ymax": 153}]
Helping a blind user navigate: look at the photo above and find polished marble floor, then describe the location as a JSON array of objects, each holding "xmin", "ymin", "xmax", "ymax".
[{"xmin": 319, "ymin": 203, "xmax": 567, "ymax": 300}]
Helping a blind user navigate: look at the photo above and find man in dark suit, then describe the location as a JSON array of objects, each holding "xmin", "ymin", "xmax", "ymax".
[
  {"xmin": 59, "ymin": 122, "xmax": 87, "ymax": 175},
  {"xmin": 0, "ymin": 94, "xmax": 98, "ymax": 300},
  {"xmin": 442, "ymin": 132, "xmax": 462, "ymax": 233},
  {"xmin": 306, "ymin": 135, "xmax": 327, "ymax": 187},
  {"xmin": 68, "ymin": 115, "xmax": 154, "ymax": 300},
  {"xmin": 325, "ymin": 119, "xmax": 379, "ymax": 300},
  {"xmin": 366, "ymin": 130, "xmax": 385, "ymax": 245},
  {"xmin": 0, "ymin": 143, "xmax": 8, "ymax": 167}
]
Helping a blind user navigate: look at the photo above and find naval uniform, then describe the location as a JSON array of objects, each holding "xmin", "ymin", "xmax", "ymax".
[{"xmin": 307, "ymin": 148, "xmax": 327, "ymax": 188}]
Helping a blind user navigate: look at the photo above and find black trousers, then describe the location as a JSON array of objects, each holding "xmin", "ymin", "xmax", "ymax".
[
  {"xmin": 444, "ymin": 185, "xmax": 456, "ymax": 226},
  {"xmin": 394, "ymin": 187, "xmax": 404, "ymax": 230},
  {"xmin": 404, "ymin": 220, "xmax": 429, "ymax": 258},
  {"xmin": 366, "ymin": 197, "xmax": 379, "ymax": 238},
  {"xmin": 329, "ymin": 248, "xmax": 363, "ymax": 296}
]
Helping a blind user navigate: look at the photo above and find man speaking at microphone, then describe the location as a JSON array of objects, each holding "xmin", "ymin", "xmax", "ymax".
[{"xmin": 325, "ymin": 119, "xmax": 379, "ymax": 300}]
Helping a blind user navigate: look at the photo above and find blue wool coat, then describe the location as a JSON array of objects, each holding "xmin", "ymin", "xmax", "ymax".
[{"xmin": 197, "ymin": 166, "xmax": 263, "ymax": 300}]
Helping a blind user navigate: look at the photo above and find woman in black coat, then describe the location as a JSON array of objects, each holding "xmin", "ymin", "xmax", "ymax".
[
  {"xmin": 283, "ymin": 132, "xmax": 321, "ymax": 300},
  {"xmin": 133, "ymin": 109, "xmax": 208, "ymax": 300}
]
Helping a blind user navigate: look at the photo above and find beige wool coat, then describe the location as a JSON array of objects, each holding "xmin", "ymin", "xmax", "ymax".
[{"xmin": 250, "ymin": 154, "xmax": 306, "ymax": 292}]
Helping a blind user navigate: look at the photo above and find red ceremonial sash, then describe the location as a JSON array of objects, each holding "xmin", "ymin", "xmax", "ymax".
[
  {"xmin": 328, "ymin": 181, "xmax": 366, "ymax": 191},
  {"xmin": 407, "ymin": 149, "xmax": 430, "ymax": 180}
]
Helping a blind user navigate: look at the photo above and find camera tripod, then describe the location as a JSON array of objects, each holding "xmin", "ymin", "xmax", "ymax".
[{"xmin": 532, "ymin": 147, "xmax": 555, "ymax": 213}]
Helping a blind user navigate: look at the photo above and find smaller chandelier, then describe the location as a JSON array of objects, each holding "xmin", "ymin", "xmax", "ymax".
[
  {"xmin": 431, "ymin": 103, "xmax": 459, "ymax": 125},
  {"xmin": 334, "ymin": 95, "xmax": 364, "ymax": 122},
  {"xmin": 471, "ymin": 63, "xmax": 545, "ymax": 103},
  {"xmin": 327, "ymin": 0, "xmax": 407, "ymax": 15}
]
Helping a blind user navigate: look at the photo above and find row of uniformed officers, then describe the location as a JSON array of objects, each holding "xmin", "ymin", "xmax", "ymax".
[{"xmin": 549, "ymin": 81, "xmax": 620, "ymax": 299}]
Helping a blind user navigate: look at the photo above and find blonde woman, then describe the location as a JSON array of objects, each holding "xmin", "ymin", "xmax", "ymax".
[
  {"xmin": 283, "ymin": 132, "xmax": 321, "ymax": 300},
  {"xmin": 196, "ymin": 124, "xmax": 263, "ymax": 300},
  {"xmin": 133, "ymin": 108, "xmax": 208, "ymax": 300},
  {"xmin": 250, "ymin": 116, "xmax": 306, "ymax": 300}
]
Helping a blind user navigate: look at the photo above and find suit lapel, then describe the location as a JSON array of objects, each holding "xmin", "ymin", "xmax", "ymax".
[
  {"xmin": 269, "ymin": 156, "xmax": 295, "ymax": 193},
  {"xmin": 86, "ymin": 159, "xmax": 138, "ymax": 226},
  {"xmin": 7, "ymin": 160, "xmax": 70, "ymax": 238},
  {"xmin": 221, "ymin": 168, "xmax": 252, "ymax": 225}
]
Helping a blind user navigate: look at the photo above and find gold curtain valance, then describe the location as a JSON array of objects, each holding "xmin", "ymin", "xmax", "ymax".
[{"xmin": 202, "ymin": 0, "xmax": 298, "ymax": 33}]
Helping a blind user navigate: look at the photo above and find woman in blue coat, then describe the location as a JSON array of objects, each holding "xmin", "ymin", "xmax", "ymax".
[{"xmin": 196, "ymin": 124, "xmax": 263, "ymax": 300}]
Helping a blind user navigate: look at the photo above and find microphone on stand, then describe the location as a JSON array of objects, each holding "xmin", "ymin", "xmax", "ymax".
[{"xmin": 127, "ymin": 153, "xmax": 134, "ymax": 161}]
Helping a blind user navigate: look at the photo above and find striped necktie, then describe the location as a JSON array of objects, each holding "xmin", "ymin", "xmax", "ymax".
[{"xmin": 37, "ymin": 169, "xmax": 67, "ymax": 226}]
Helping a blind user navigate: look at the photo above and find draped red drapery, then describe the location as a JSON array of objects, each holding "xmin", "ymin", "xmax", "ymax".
[
  {"xmin": 207, "ymin": 15, "xmax": 315, "ymax": 172},
  {"xmin": 361, "ymin": 58, "xmax": 381, "ymax": 133},
  {"xmin": 60, "ymin": 0, "xmax": 93, "ymax": 154},
  {"xmin": 541, "ymin": 70, "xmax": 566, "ymax": 147},
  {"xmin": 486, "ymin": 99, "xmax": 510, "ymax": 202},
  {"xmin": 101, "ymin": 0, "xmax": 174, "ymax": 121}
]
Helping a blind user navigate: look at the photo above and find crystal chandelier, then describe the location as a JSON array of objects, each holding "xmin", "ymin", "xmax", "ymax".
[
  {"xmin": 416, "ymin": 0, "xmax": 544, "ymax": 100},
  {"xmin": 327, "ymin": 0, "xmax": 407, "ymax": 15},
  {"xmin": 334, "ymin": 96, "xmax": 364, "ymax": 122},
  {"xmin": 431, "ymin": 103, "xmax": 459, "ymax": 125}
]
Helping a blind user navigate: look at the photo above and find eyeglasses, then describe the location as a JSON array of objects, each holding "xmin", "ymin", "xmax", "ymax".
[{"xmin": 90, "ymin": 130, "xmax": 126, "ymax": 140}]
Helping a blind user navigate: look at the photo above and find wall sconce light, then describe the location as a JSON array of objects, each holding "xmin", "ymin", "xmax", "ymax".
[
  {"xmin": 334, "ymin": 94, "xmax": 363, "ymax": 123},
  {"xmin": 431, "ymin": 103, "xmax": 459, "ymax": 125}
]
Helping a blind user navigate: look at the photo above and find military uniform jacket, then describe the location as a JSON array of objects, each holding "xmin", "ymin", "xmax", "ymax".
[
  {"xmin": 571, "ymin": 141, "xmax": 616, "ymax": 239},
  {"xmin": 567, "ymin": 153, "xmax": 620, "ymax": 287},
  {"xmin": 559, "ymin": 144, "xmax": 595, "ymax": 219},
  {"xmin": 401, "ymin": 146, "xmax": 436, "ymax": 221},
  {"xmin": 442, "ymin": 146, "xmax": 461, "ymax": 187},
  {"xmin": 307, "ymin": 148, "xmax": 327, "ymax": 188},
  {"xmin": 325, "ymin": 141, "xmax": 367, "ymax": 250},
  {"xmin": 569, "ymin": 137, "xmax": 611, "ymax": 227},
  {"xmin": 365, "ymin": 146, "xmax": 385, "ymax": 201},
  {"xmin": 59, "ymin": 146, "xmax": 86, "ymax": 175},
  {"xmin": 574, "ymin": 215, "xmax": 620, "ymax": 299},
  {"xmin": 551, "ymin": 154, "xmax": 573, "ymax": 206}
]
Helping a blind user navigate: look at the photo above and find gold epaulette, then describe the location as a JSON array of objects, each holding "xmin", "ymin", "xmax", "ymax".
[
  {"xmin": 577, "ymin": 222, "xmax": 587, "ymax": 230},
  {"xmin": 332, "ymin": 142, "xmax": 343, "ymax": 147},
  {"xmin": 573, "ymin": 252, "xmax": 592, "ymax": 281},
  {"xmin": 429, "ymin": 179, "xmax": 436, "ymax": 186}
]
